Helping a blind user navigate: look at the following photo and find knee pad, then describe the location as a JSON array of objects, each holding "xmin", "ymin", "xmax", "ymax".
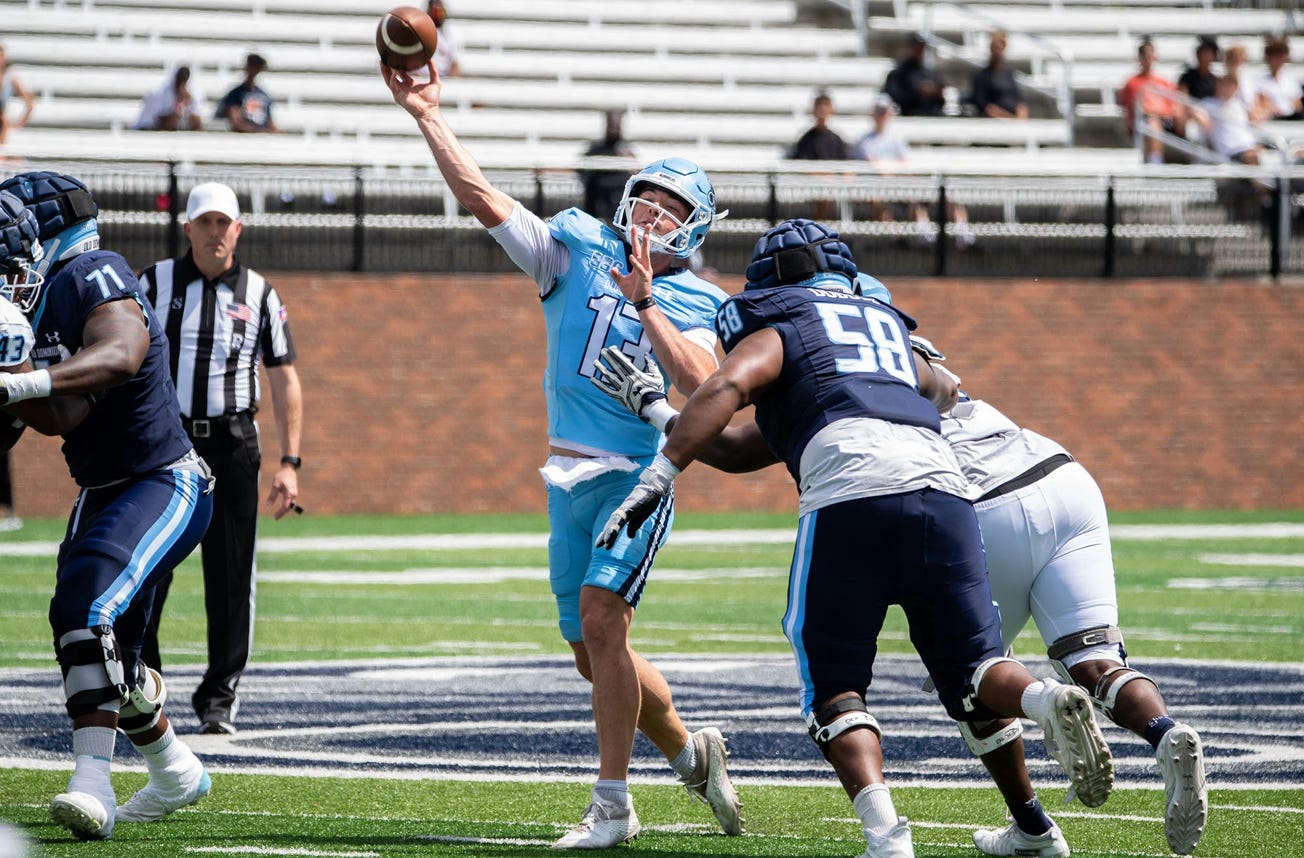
[
  {"xmin": 1048, "ymin": 625, "xmax": 1126, "ymax": 679},
  {"xmin": 55, "ymin": 625, "xmax": 129, "ymax": 718},
  {"xmin": 961, "ymin": 656, "xmax": 1022, "ymax": 715},
  {"xmin": 1090, "ymin": 665, "xmax": 1159, "ymax": 721},
  {"xmin": 957, "ymin": 718, "xmax": 1024, "ymax": 757},
  {"xmin": 806, "ymin": 695, "xmax": 881, "ymax": 757},
  {"xmin": 118, "ymin": 664, "xmax": 167, "ymax": 735}
]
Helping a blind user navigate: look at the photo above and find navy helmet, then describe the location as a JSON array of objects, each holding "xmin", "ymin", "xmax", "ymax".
[
  {"xmin": 0, "ymin": 171, "xmax": 100, "ymax": 284},
  {"xmin": 612, "ymin": 157, "xmax": 725, "ymax": 259},
  {"xmin": 744, "ymin": 218, "xmax": 857, "ymax": 292},
  {"xmin": 0, "ymin": 190, "xmax": 46, "ymax": 315}
]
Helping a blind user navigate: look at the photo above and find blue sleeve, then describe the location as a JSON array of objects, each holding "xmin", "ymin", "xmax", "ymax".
[
  {"xmin": 65, "ymin": 252, "xmax": 144, "ymax": 320},
  {"xmin": 714, "ymin": 291, "xmax": 783, "ymax": 354}
]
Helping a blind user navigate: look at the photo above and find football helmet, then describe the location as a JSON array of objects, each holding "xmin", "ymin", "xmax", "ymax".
[
  {"xmin": 744, "ymin": 218, "xmax": 857, "ymax": 292},
  {"xmin": 0, "ymin": 190, "xmax": 45, "ymax": 316},
  {"xmin": 612, "ymin": 158, "xmax": 725, "ymax": 259},
  {"xmin": 0, "ymin": 171, "xmax": 100, "ymax": 284}
]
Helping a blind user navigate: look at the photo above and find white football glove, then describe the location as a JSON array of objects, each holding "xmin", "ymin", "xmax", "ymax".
[
  {"xmin": 595, "ymin": 453, "xmax": 680, "ymax": 549},
  {"xmin": 590, "ymin": 346, "xmax": 679, "ymax": 431}
]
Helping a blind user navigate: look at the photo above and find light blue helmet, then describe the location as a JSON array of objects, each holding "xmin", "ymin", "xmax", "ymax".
[
  {"xmin": 0, "ymin": 190, "xmax": 46, "ymax": 316},
  {"xmin": 0, "ymin": 172, "xmax": 100, "ymax": 285},
  {"xmin": 611, "ymin": 157, "xmax": 724, "ymax": 259},
  {"xmin": 854, "ymin": 272, "xmax": 893, "ymax": 304},
  {"xmin": 744, "ymin": 219, "xmax": 858, "ymax": 292}
]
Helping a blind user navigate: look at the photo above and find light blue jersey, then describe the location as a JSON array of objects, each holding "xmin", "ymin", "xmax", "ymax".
[{"xmin": 544, "ymin": 208, "xmax": 726, "ymax": 456}]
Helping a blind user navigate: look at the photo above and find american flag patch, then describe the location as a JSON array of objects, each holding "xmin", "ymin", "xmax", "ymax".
[
  {"xmin": 278, "ymin": 305, "xmax": 288, "ymax": 322},
  {"xmin": 226, "ymin": 303, "xmax": 254, "ymax": 322}
]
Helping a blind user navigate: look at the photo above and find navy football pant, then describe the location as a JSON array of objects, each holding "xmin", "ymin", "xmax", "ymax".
[
  {"xmin": 49, "ymin": 468, "xmax": 213, "ymax": 685},
  {"xmin": 782, "ymin": 487, "xmax": 1006, "ymax": 722}
]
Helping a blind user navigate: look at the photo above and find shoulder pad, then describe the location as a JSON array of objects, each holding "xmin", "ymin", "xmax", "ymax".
[
  {"xmin": 714, "ymin": 289, "xmax": 786, "ymax": 354},
  {"xmin": 909, "ymin": 335, "xmax": 945, "ymax": 361},
  {"xmin": 547, "ymin": 207, "xmax": 610, "ymax": 250}
]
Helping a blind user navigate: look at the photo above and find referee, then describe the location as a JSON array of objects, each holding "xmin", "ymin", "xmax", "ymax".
[{"xmin": 141, "ymin": 181, "xmax": 304, "ymax": 735}]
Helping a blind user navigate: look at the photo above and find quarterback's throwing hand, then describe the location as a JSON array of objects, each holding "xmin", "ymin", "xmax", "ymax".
[{"xmin": 595, "ymin": 453, "xmax": 681, "ymax": 549}]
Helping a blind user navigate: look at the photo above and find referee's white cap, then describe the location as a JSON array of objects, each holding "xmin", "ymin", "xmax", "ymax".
[{"xmin": 186, "ymin": 182, "xmax": 240, "ymax": 222}]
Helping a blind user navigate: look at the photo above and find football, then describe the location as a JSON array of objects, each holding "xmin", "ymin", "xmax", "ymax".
[{"xmin": 376, "ymin": 6, "xmax": 439, "ymax": 72}]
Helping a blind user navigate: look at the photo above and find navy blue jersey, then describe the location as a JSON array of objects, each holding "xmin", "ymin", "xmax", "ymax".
[
  {"xmin": 29, "ymin": 250, "xmax": 192, "ymax": 486},
  {"xmin": 714, "ymin": 286, "xmax": 940, "ymax": 479}
]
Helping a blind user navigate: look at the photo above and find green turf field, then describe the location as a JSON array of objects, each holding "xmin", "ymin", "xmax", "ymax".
[{"xmin": 2, "ymin": 510, "xmax": 1302, "ymax": 857}]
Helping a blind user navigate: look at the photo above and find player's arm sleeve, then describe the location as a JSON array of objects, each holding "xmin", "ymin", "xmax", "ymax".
[{"xmin": 487, "ymin": 202, "xmax": 570, "ymax": 297}]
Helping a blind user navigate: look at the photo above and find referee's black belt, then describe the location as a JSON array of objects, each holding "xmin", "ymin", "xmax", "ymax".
[
  {"xmin": 978, "ymin": 453, "xmax": 1074, "ymax": 503},
  {"xmin": 184, "ymin": 410, "xmax": 254, "ymax": 439}
]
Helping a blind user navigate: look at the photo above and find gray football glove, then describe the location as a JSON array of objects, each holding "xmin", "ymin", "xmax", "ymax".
[
  {"xmin": 595, "ymin": 453, "xmax": 680, "ymax": 549},
  {"xmin": 590, "ymin": 346, "xmax": 677, "ymax": 431}
]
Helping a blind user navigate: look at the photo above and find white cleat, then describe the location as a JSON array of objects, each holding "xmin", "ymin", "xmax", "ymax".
[
  {"xmin": 118, "ymin": 764, "xmax": 212, "ymax": 822},
  {"xmin": 859, "ymin": 817, "xmax": 914, "ymax": 858},
  {"xmin": 1037, "ymin": 683, "xmax": 1114, "ymax": 808},
  {"xmin": 1157, "ymin": 724, "xmax": 1207, "ymax": 855},
  {"xmin": 972, "ymin": 821, "xmax": 1070, "ymax": 857},
  {"xmin": 50, "ymin": 791, "xmax": 113, "ymax": 841},
  {"xmin": 551, "ymin": 800, "xmax": 640, "ymax": 850},
  {"xmin": 681, "ymin": 727, "xmax": 744, "ymax": 835}
]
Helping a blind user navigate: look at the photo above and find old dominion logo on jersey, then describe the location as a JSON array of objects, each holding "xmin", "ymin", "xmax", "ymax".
[
  {"xmin": 544, "ymin": 208, "xmax": 726, "ymax": 457},
  {"xmin": 33, "ymin": 249, "xmax": 191, "ymax": 486}
]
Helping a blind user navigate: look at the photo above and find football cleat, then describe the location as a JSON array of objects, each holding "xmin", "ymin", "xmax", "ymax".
[
  {"xmin": 50, "ymin": 791, "xmax": 113, "ymax": 841},
  {"xmin": 681, "ymin": 727, "xmax": 744, "ymax": 835},
  {"xmin": 117, "ymin": 763, "xmax": 211, "ymax": 822},
  {"xmin": 552, "ymin": 799, "xmax": 640, "ymax": 850},
  {"xmin": 1156, "ymin": 723, "xmax": 1207, "ymax": 855},
  {"xmin": 972, "ymin": 821, "xmax": 1070, "ymax": 857},
  {"xmin": 1036, "ymin": 683, "xmax": 1114, "ymax": 808},
  {"xmin": 859, "ymin": 817, "xmax": 914, "ymax": 858}
]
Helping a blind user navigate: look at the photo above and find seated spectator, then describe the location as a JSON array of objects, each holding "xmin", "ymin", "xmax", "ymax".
[
  {"xmin": 970, "ymin": 31, "xmax": 1027, "ymax": 119},
  {"xmin": 853, "ymin": 97, "xmax": 974, "ymax": 248},
  {"xmin": 1178, "ymin": 36, "xmax": 1219, "ymax": 102},
  {"xmin": 1196, "ymin": 74, "xmax": 1264, "ymax": 164},
  {"xmin": 427, "ymin": 1, "xmax": 462, "ymax": 78},
  {"xmin": 883, "ymin": 33, "xmax": 945, "ymax": 117},
  {"xmin": 1222, "ymin": 45, "xmax": 1267, "ymax": 124},
  {"xmin": 1117, "ymin": 38, "xmax": 1183, "ymax": 164},
  {"xmin": 218, "ymin": 53, "xmax": 278, "ymax": 133},
  {"xmin": 0, "ymin": 43, "xmax": 36, "ymax": 149},
  {"xmin": 580, "ymin": 109, "xmax": 636, "ymax": 221},
  {"xmin": 789, "ymin": 91, "xmax": 848, "ymax": 160},
  {"xmin": 133, "ymin": 66, "xmax": 207, "ymax": 131},
  {"xmin": 1257, "ymin": 36, "xmax": 1302, "ymax": 120}
]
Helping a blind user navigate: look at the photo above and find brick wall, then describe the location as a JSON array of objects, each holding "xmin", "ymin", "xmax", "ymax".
[{"xmin": 11, "ymin": 274, "xmax": 1304, "ymax": 516}]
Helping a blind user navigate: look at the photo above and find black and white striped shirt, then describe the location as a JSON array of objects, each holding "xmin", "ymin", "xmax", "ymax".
[{"xmin": 141, "ymin": 253, "xmax": 296, "ymax": 419}]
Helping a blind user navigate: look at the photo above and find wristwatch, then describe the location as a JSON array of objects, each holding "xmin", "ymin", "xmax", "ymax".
[{"xmin": 280, "ymin": 456, "xmax": 302, "ymax": 469}]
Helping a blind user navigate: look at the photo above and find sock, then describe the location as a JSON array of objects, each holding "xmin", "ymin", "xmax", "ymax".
[
  {"xmin": 670, "ymin": 735, "xmax": 698, "ymax": 780},
  {"xmin": 852, "ymin": 784, "xmax": 898, "ymax": 838},
  {"xmin": 133, "ymin": 724, "xmax": 193, "ymax": 773},
  {"xmin": 67, "ymin": 726, "xmax": 117, "ymax": 807},
  {"xmin": 593, "ymin": 780, "xmax": 630, "ymax": 809},
  {"xmin": 1145, "ymin": 715, "xmax": 1178, "ymax": 750},
  {"xmin": 1020, "ymin": 681, "xmax": 1050, "ymax": 722},
  {"xmin": 1008, "ymin": 795, "xmax": 1052, "ymax": 836},
  {"xmin": 1146, "ymin": 153, "xmax": 1163, "ymax": 164}
]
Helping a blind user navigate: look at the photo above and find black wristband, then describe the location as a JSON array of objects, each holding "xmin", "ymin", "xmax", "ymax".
[
  {"xmin": 280, "ymin": 456, "xmax": 302, "ymax": 469},
  {"xmin": 633, "ymin": 296, "xmax": 656, "ymax": 311}
]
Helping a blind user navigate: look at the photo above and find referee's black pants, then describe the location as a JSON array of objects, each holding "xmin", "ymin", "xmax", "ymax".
[{"xmin": 143, "ymin": 411, "xmax": 261, "ymax": 726}]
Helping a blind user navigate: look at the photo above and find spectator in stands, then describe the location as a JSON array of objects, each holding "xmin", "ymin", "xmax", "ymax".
[
  {"xmin": 133, "ymin": 66, "xmax": 207, "ymax": 131},
  {"xmin": 218, "ymin": 53, "xmax": 278, "ymax": 133},
  {"xmin": 1257, "ymin": 36, "xmax": 1302, "ymax": 120},
  {"xmin": 1222, "ymin": 45, "xmax": 1266, "ymax": 124},
  {"xmin": 427, "ymin": 1, "xmax": 462, "ymax": 78},
  {"xmin": 0, "ymin": 44, "xmax": 36, "ymax": 150},
  {"xmin": 788, "ymin": 91, "xmax": 848, "ymax": 160},
  {"xmin": 1117, "ymin": 38, "xmax": 1182, "ymax": 164},
  {"xmin": 1177, "ymin": 36, "xmax": 1219, "ymax": 103},
  {"xmin": 580, "ymin": 109, "xmax": 636, "ymax": 221},
  {"xmin": 969, "ymin": 31, "xmax": 1027, "ymax": 119},
  {"xmin": 884, "ymin": 33, "xmax": 946, "ymax": 117},
  {"xmin": 852, "ymin": 96, "xmax": 975, "ymax": 248},
  {"xmin": 1195, "ymin": 74, "xmax": 1264, "ymax": 164}
]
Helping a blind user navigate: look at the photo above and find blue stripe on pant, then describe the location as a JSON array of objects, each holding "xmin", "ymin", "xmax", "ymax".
[
  {"xmin": 783, "ymin": 488, "xmax": 1006, "ymax": 721},
  {"xmin": 50, "ymin": 468, "xmax": 213, "ymax": 680}
]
